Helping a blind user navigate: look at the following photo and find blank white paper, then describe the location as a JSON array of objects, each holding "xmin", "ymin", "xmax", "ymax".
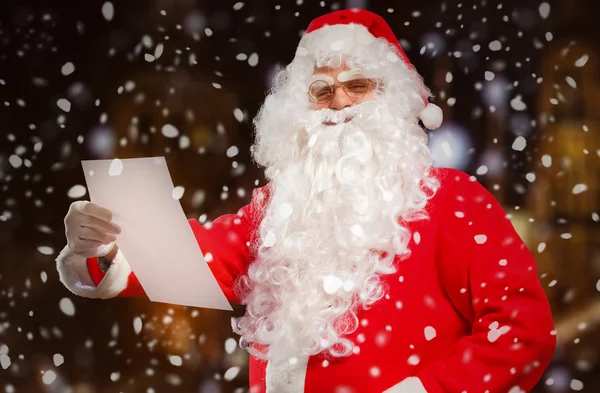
[{"xmin": 82, "ymin": 156, "xmax": 233, "ymax": 311}]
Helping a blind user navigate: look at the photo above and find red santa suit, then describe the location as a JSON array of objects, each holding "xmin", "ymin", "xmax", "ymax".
[{"xmin": 56, "ymin": 167, "xmax": 556, "ymax": 393}]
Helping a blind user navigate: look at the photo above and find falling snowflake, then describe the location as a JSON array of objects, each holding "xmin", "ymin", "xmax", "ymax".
[
  {"xmin": 172, "ymin": 186, "xmax": 185, "ymax": 200},
  {"xmin": 67, "ymin": 185, "xmax": 87, "ymax": 199},
  {"xmin": 61, "ymin": 62, "xmax": 75, "ymax": 76},
  {"xmin": 56, "ymin": 98, "xmax": 71, "ymax": 112},
  {"xmin": 224, "ymin": 366, "xmax": 241, "ymax": 381},
  {"xmin": 59, "ymin": 298, "xmax": 76, "ymax": 316},
  {"xmin": 161, "ymin": 124, "xmax": 179, "ymax": 138},
  {"xmin": 42, "ymin": 370, "xmax": 57, "ymax": 385},
  {"xmin": 512, "ymin": 136, "xmax": 527, "ymax": 151},
  {"xmin": 101, "ymin": 2, "xmax": 114, "ymax": 21}
]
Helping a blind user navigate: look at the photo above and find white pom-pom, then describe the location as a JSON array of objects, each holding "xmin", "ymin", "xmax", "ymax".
[{"xmin": 420, "ymin": 103, "xmax": 443, "ymax": 130}]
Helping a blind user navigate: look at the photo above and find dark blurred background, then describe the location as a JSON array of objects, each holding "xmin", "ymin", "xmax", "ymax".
[{"xmin": 0, "ymin": 0, "xmax": 599, "ymax": 392}]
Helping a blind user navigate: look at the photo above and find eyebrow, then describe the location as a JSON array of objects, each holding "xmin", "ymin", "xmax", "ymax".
[
  {"xmin": 337, "ymin": 70, "xmax": 363, "ymax": 82},
  {"xmin": 309, "ymin": 74, "xmax": 335, "ymax": 85}
]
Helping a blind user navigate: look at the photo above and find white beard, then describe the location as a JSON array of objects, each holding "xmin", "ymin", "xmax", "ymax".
[{"xmin": 233, "ymin": 99, "xmax": 436, "ymax": 362}]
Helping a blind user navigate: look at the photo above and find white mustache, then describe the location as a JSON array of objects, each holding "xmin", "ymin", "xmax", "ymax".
[
  {"xmin": 306, "ymin": 101, "xmax": 378, "ymax": 127},
  {"xmin": 316, "ymin": 105, "xmax": 362, "ymax": 125}
]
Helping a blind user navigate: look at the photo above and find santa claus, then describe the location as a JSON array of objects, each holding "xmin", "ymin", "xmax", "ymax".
[{"xmin": 56, "ymin": 9, "xmax": 555, "ymax": 393}]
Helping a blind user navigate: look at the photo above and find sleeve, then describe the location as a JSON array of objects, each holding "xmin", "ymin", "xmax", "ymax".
[
  {"xmin": 416, "ymin": 170, "xmax": 556, "ymax": 393},
  {"xmin": 56, "ymin": 186, "xmax": 268, "ymax": 303}
]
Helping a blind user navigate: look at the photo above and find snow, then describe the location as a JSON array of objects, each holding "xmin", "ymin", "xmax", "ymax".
[
  {"xmin": 37, "ymin": 246, "xmax": 54, "ymax": 255},
  {"xmin": 57, "ymin": 98, "xmax": 71, "ymax": 112},
  {"xmin": 572, "ymin": 184, "xmax": 587, "ymax": 195},
  {"xmin": 101, "ymin": 2, "xmax": 114, "ymax": 21},
  {"xmin": 225, "ymin": 338, "xmax": 237, "ymax": 354},
  {"xmin": 172, "ymin": 186, "xmax": 185, "ymax": 200},
  {"xmin": 407, "ymin": 354, "xmax": 420, "ymax": 365},
  {"xmin": 476, "ymin": 165, "xmax": 488, "ymax": 175},
  {"xmin": 541, "ymin": 155, "xmax": 552, "ymax": 167},
  {"xmin": 67, "ymin": 185, "xmax": 86, "ymax": 198},
  {"xmin": 233, "ymin": 108, "xmax": 244, "ymax": 122},
  {"xmin": 8, "ymin": 155, "xmax": 23, "ymax": 168},
  {"xmin": 413, "ymin": 231, "xmax": 421, "ymax": 244},
  {"xmin": 53, "ymin": 354, "xmax": 64, "ymax": 367},
  {"xmin": 424, "ymin": 326, "xmax": 436, "ymax": 341},
  {"xmin": 575, "ymin": 54, "xmax": 589, "ymax": 67},
  {"xmin": 488, "ymin": 40, "xmax": 502, "ymax": 51},
  {"xmin": 108, "ymin": 158, "xmax": 123, "ymax": 176},
  {"xmin": 169, "ymin": 355, "xmax": 182, "ymax": 366},
  {"xmin": 474, "ymin": 234, "xmax": 487, "ymax": 244},
  {"xmin": 61, "ymin": 62, "xmax": 75, "ymax": 76},
  {"xmin": 154, "ymin": 43, "xmax": 164, "ymax": 59},
  {"xmin": 224, "ymin": 366, "xmax": 241, "ymax": 381},
  {"xmin": 59, "ymin": 297, "xmax": 76, "ymax": 316},
  {"xmin": 248, "ymin": 53, "xmax": 259, "ymax": 67},
  {"xmin": 511, "ymin": 136, "xmax": 527, "ymax": 151},
  {"xmin": 510, "ymin": 95, "xmax": 527, "ymax": 111},
  {"xmin": 0, "ymin": 354, "xmax": 10, "ymax": 369},
  {"xmin": 161, "ymin": 124, "xmax": 179, "ymax": 138},
  {"xmin": 133, "ymin": 316, "xmax": 143, "ymax": 334},
  {"xmin": 369, "ymin": 366, "xmax": 381, "ymax": 377},
  {"xmin": 226, "ymin": 146, "xmax": 239, "ymax": 157},
  {"xmin": 42, "ymin": 370, "xmax": 57, "ymax": 385},
  {"xmin": 538, "ymin": 242, "xmax": 546, "ymax": 253},
  {"xmin": 525, "ymin": 173, "xmax": 536, "ymax": 182},
  {"xmin": 539, "ymin": 3, "xmax": 551, "ymax": 19},
  {"xmin": 570, "ymin": 380, "xmax": 584, "ymax": 391}
]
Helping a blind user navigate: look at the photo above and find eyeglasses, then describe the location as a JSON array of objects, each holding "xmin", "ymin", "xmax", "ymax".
[{"xmin": 308, "ymin": 76, "xmax": 376, "ymax": 105}]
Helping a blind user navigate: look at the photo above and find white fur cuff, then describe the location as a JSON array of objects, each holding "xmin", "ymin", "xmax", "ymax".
[
  {"xmin": 55, "ymin": 245, "xmax": 131, "ymax": 299},
  {"xmin": 383, "ymin": 377, "xmax": 428, "ymax": 393}
]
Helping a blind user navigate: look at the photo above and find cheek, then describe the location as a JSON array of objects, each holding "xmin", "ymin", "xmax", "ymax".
[
  {"xmin": 359, "ymin": 91, "xmax": 376, "ymax": 103},
  {"xmin": 311, "ymin": 102, "xmax": 328, "ymax": 111}
]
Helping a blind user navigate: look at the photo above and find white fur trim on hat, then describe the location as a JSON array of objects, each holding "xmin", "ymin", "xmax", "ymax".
[
  {"xmin": 420, "ymin": 103, "xmax": 443, "ymax": 130},
  {"xmin": 383, "ymin": 377, "xmax": 428, "ymax": 393},
  {"xmin": 56, "ymin": 245, "xmax": 131, "ymax": 299},
  {"xmin": 296, "ymin": 23, "xmax": 379, "ymax": 58}
]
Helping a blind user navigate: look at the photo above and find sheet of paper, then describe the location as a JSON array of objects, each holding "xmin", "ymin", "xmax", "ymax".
[{"xmin": 82, "ymin": 156, "xmax": 232, "ymax": 311}]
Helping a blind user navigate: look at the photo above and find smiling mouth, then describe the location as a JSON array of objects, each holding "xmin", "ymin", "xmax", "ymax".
[{"xmin": 323, "ymin": 117, "xmax": 353, "ymax": 126}]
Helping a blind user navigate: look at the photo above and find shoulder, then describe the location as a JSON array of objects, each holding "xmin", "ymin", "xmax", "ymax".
[
  {"xmin": 427, "ymin": 167, "xmax": 496, "ymax": 213},
  {"xmin": 432, "ymin": 166, "xmax": 490, "ymax": 195},
  {"xmin": 427, "ymin": 167, "xmax": 471, "ymax": 204}
]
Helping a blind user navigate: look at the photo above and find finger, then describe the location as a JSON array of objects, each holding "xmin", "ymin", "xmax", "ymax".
[
  {"xmin": 77, "ymin": 227, "xmax": 117, "ymax": 244},
  {"xmin": 71, "ymin": 239, "xmax": 103, "ymax": 255},
  {"xmin": 79, "ymin": 201, "xmax": 113, "ymax": 222},
  {"xmin": 80, "ymin": 215, "xmax": 121, "ymax": 234}
]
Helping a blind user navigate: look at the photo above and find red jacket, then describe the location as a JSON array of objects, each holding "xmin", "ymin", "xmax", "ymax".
[{"xmin": 58, "ymin": 167, "xmax": 556, "ymax": 393}]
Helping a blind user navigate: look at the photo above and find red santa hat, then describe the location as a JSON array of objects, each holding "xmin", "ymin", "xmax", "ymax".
[{"xmin": 298, "ymin": 8, "xmax": 443, "ymax": 130}]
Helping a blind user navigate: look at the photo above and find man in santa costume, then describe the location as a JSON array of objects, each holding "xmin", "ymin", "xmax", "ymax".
[{"xmin": 56, "ymin": 9, "xmax": 556, "ymax": 393}]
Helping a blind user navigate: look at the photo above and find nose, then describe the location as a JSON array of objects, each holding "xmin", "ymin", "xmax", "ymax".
[{"xmin": 328, "ymin": 86, "xmax": 354, "ymax": 110}]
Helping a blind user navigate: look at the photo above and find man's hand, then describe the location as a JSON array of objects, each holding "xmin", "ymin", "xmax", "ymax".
[{"xmin": 64, "ymin": 201, "xmax": 121, "ymax": 258}]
